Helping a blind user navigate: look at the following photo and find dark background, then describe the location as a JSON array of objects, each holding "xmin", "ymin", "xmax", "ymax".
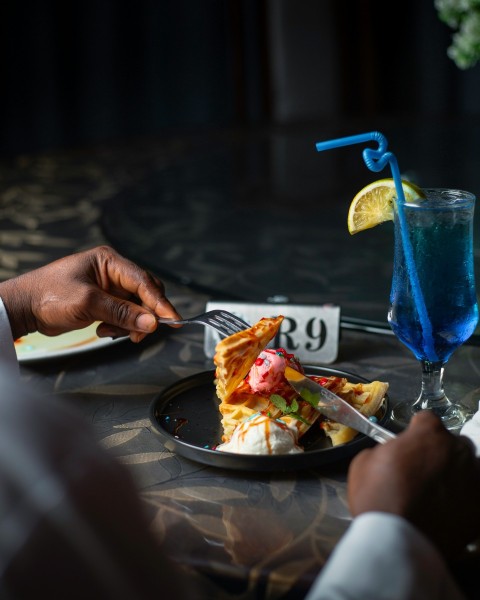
[{"xmin": 1, "ymin": 0, "xmax": 479, "ymax": 157}]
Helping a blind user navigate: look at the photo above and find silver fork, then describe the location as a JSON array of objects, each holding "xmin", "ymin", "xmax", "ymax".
[{"xmin": 157, "ymin": 310, "xmax": 251, "ymax": 337}]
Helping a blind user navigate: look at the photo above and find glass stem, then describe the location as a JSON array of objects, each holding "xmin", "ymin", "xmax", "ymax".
[{"xmin": 416, "ymin": 360, "xmax": 450, "ymax": 412}]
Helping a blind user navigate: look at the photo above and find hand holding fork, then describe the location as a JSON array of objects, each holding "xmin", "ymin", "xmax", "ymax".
[{"xmin": 157, "ymin": 310, "xmax": 251, "ymax": 337}]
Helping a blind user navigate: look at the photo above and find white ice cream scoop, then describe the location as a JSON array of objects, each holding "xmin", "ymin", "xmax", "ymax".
[{"xmin": 216, "ymin": 413, "xmax": 304, "ymax": 455}]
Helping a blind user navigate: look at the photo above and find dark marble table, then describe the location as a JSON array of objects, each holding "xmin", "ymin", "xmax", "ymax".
[{"xmin": 1, "ymin": 122, "xmax": 479, "ymax": 598}]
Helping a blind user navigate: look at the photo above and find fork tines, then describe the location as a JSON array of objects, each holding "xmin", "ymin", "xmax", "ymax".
[{"xmin": 209, "ymin": 311, "xmax": 251, "ymax": 337}]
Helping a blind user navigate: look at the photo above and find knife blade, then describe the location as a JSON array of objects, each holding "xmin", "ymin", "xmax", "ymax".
[{"xmin": 284, "ymin": 367, "xmax": 396, "ymax": 444}]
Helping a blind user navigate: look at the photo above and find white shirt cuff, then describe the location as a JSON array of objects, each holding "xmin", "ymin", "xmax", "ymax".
[{"xmin": 0, "ymin": 297, "xmax": 20, "ymax": 376}]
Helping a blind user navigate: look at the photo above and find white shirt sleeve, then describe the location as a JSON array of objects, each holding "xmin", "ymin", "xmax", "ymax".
[
  {"xmin": 305, "ymin": 512, "xmax": 466, "ymax": 600},
  {"xmin": 460, "ymin": 406, "xmax": 480, "ymax": 456},
  {"xmin": 0, "ymin": 297, "xmax": 20, "ymax": 377}
]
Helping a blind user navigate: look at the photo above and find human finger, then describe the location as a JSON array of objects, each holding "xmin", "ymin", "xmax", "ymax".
[{"xmin": 92, "ymin": 247, "xmax": 181, "ymax": 321}]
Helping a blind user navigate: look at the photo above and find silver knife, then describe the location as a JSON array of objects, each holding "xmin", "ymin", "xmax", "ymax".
[{"xmin": 284, "ymin": 367, "xmax": 396, "ymax": 444}]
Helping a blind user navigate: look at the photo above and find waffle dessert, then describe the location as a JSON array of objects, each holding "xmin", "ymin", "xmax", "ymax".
[{"xmin": 213, "ymin": 316, "xmax": 388, "ymax": 450}]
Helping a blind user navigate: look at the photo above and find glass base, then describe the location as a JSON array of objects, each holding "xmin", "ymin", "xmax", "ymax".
[
  {"xmin": 391, "ymin": 360, "xmax": 475, "ymax": 432},
  {"xmin": 391, "ymin": 401, "xmax": 473, "ymax": 433}
]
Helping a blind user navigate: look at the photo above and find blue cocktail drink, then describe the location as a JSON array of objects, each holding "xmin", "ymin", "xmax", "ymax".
[
  {"xmin": 389, "ymin": 189, "xmax": 478, "ymax": 429},
  {"xmin": 314, "ymin": 131, "xmax": 478, "ymax": 430}
]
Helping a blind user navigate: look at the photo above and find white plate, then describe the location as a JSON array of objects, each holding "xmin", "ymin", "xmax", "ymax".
[{"xmin": 15, "ymin": 322, "xmax": 125, "ymax": 363}]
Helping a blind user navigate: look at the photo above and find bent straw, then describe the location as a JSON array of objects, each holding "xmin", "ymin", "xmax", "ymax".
[{"xmin": 315, "ymin": 131, "xmax": 437, "ymax": 360}]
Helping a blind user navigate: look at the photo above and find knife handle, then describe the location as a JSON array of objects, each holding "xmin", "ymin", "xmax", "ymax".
[{"xmin": 367, "ymin": 420, "xmax": 397, "ymax": 444}]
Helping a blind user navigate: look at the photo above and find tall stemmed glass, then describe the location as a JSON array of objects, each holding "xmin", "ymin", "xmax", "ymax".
[
  {"xmin": 389, "ymin": 188, "xmax": 478, "ymax": 430},
  {"xmin": 315, "ymin": 131, "xmax": 479, "ymax": 432}
]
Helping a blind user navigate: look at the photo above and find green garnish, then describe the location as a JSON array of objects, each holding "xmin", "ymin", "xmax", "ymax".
[
  {"xmin": 270, "ymin": 394, "xmax": 311, "ymax": 426},
  {"xmin": 298, "ymin": 388, "xmax": 321, "ymax": 408}
]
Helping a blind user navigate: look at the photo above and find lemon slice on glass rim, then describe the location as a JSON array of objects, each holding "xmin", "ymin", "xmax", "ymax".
[{"xmin": 347, "ymin": 178, "xmax": 425, "ymax": 235}]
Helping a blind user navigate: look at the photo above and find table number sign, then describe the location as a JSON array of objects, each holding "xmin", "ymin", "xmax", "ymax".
[{"xmin": 204, "ymin": 301, "xmax": 340, "ymax": 364}]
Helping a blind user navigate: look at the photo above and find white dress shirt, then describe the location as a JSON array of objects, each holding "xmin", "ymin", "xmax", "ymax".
[
  {"xmin": 305, "ymin": 512, "xmax": 466, "ymax": 600},
  {"xmin": 0, "ymin": 321, "xmax": 195, "ymax": 598}
]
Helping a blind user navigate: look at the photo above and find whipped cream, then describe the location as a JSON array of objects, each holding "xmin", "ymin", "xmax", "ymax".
[{"xmin": 216, "ymin": 412, "xmax": 304, "ymax": 455}]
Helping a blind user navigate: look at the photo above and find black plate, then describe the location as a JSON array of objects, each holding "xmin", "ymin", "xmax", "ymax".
[{"xmin": 149, "ymin": 366, "xmax": 391, "ymax": 472}]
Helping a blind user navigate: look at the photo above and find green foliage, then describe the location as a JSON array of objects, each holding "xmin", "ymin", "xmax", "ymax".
[
  {"xmin": 270, "ymin": 394, "xmax": 311, "ymax": 425},
  {"xmin": 435, "ymin": 0, "xmax": 480, "ymax": 68},
  {"xmin": 298, "ymin": 388, "xmax": 322, "ymax": 408}
]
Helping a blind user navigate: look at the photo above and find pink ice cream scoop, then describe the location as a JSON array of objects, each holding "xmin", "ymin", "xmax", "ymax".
[{"xmin": 246, "ymin": 348, "xmax": 304, "ymax": 394}]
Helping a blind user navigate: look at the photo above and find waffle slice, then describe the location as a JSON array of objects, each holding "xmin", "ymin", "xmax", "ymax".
[
  {"xmin": 217, "ymin": 381, "xmax": 271, "ymax": 443},
  {"xmin": 318, "ymin": 379, "xmax": 388, "ymax": 445}
]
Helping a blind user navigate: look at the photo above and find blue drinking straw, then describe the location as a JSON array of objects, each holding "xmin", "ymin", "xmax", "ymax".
[{"xmin": 315, "ymin": 131, "xmax": 437, "ymax": 360}]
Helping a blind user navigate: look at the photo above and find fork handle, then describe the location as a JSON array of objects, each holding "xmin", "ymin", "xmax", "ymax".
[{"xmin": 157, "ymin": 318, "xmax": 184, "ymax": 324}]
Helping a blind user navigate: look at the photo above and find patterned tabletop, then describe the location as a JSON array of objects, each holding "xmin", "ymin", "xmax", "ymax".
[{"xmin": 1, "ymin": 126, "xmax": 479, "ymax": 598}]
